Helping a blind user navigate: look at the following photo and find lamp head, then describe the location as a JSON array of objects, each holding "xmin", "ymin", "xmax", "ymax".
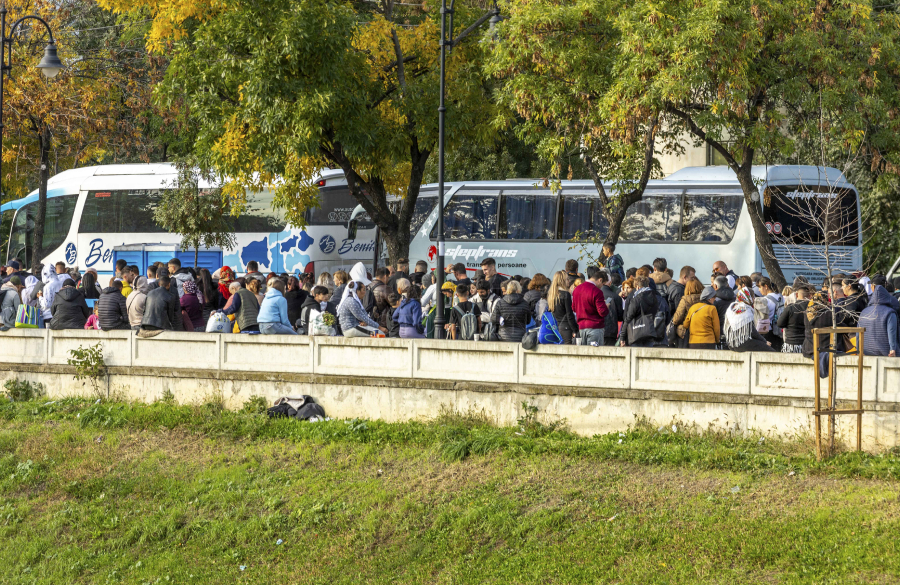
[{"xmin": 37, "ymin": 43, "xmax": 63, "ymax": 78}]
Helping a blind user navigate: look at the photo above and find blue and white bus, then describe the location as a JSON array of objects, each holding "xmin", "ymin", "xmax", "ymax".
[
  {"xmin": 354, "ymin": 165, "xmax": 861, "ymax": 283},
  {"xmin": 2, "ymin": 163, "xmax": 378, "ymax": 277}
]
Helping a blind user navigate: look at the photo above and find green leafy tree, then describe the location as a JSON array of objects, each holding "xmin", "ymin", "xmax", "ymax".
[
  {"xmin": 487, "ymin": 0, "xmax": 681, "ymax": 249},
  {"xmin": 608, "ymin": 0, "xmax": 900, "ymax": 290},
  {"xmin": 103, "ymin": 0, "xmax": 500, "ymax": 265},
  {"xmin": 153, "ymin": 159, "xmax": 237, "ymax": 268}
]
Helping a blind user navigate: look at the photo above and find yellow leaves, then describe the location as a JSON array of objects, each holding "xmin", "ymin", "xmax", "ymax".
[{"xmin": 98, "ymin": 0, "xmax": 227, "ymax": 53}]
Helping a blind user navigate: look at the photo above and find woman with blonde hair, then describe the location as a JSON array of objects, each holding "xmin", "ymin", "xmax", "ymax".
[
  {"xmin": 547, "ymin": 270, "xmax": 578, "ymax": 344},
  {"xmin": 317, "ymin": 271, "xmax": 334, "ymax": 295}
]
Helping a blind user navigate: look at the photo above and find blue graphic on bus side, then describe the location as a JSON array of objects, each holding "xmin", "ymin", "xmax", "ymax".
[
  {"xmin": 319, "ymin": 235, "xmax": 336, "ymax": 254},
  {"xmin": 65, "ymin": 243, "xmax": 77, "ymax": 264}
]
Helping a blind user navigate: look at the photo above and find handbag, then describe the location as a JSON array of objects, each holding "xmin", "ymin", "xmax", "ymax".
[
  {"xmin": 521, "ymin": 328, "xmax": 539, "ymax": 350},
  {"xmin": 627, "ymin": 311, "xmax": 656, "ymax": 345},
  {"xmin": 665, "ymin": 321, "xmax": 679, "ymax": 348},
  {"xmin": 481, "ymin": 322, "xmax": 498, "ymax": 342},
  {"xmin": 14, "ymin": 304, "xmax": 39, "ymax": 329}
]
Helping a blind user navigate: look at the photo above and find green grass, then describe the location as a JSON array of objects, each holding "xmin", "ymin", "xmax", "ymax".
[{"xmin": 1, "ymin": 397, "xmax": 899, "ymax": 583}]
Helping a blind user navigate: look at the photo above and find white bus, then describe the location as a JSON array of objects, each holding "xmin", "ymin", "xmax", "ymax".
[
  {"xmin": 2, "ymin": 164, "xmax": 378, "ymax": 276},
  {"xmin": 354, "ymin": 165, "xmax": 861, "ymax": 283}
]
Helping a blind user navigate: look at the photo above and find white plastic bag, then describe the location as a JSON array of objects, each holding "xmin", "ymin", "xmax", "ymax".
[
  {"xmin": 206, "ymin": 311, "xmax": 230, "ymax": 334},
  {"xmin": 308, "ymin": 309, "xmax": 335, "ymax": 336}
]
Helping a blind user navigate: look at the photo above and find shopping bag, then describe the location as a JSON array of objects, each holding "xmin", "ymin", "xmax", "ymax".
[
  {"xmin": 206, "ymin": 311, "xmax": 230, "ymax": 334},
  {"xmin": 14, "ymin": 304, "xmax": 38, "ymax": 329}
]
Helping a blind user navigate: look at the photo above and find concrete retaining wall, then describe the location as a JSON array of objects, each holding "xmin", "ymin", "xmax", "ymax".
[{"xmin": 0, "ymin": 329, "xmax": 898, "ymax": 449}]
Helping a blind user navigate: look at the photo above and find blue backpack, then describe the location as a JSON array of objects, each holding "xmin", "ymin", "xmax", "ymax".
[{"xmin": 538, "ymin": 311, "xmax": 564, "ymax": 345}]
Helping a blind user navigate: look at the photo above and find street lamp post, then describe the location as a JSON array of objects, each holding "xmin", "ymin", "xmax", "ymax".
[
  {"xmin": 0, "ymin": 7, "xmax": 63, "ymax": 202},
  {"xmin": 434, "ymin": 0, "xmax": 500, "ymax": 339}
]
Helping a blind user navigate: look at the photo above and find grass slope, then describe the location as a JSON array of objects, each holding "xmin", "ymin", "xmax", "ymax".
[{"xmin": 1, "ymin": 397, "xmax": 899, "ymax": 584}]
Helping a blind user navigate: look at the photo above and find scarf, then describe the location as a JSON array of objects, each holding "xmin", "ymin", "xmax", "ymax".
[
  {"xmin": 337, "ymin": 282, "xmax": 364, "ymax": 315},
  {"xmin": 218, "ymin": 267, "xmax": 235, "ymax": 301},
  {"xmin": 183, "ymin": 280, "xmax": 198, "ymax": 295},
  {"xmin": 724, "ymin": 287, "xmax": 755, "ymax": 348}
]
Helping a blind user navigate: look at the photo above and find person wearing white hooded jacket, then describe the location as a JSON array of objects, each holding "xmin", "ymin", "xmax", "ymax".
[{"xmin": 39, "ymin": 264, "xmax": 65, "ymax": 322}]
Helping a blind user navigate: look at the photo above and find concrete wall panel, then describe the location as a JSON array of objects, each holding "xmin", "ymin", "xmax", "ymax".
[{"xmin": 48, "ymin": 330, "xmax": 133, "ymax": 367}]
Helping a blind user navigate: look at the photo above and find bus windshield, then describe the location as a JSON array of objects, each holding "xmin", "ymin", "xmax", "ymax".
[
  {"xmin": 8, "ymin": 195, "xmax": 78, "ymax": 267},
  {"xmin": 763, "ymin": 185, "xmax": 859, "ymax": 246}
]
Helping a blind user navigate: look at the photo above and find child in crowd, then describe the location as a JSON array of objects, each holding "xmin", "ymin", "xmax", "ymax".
[
  {"xmin": 386, "ymin": 292, "xmax": 402, "ymax": 338},
  {"xmin": 85, "ymin": 305, "xmax": 101, "ymax": 330}
]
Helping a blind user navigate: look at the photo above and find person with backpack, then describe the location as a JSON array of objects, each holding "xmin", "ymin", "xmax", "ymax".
[
  {"xmin": 757, "ymin": 276, "xmax": 784, "ymax": 351},
  {"xmin": 725, "ymin": 287, "xmax": 776, "ymax": 353},
  {"xmin": 547, "ymin": 271, "xmax": 578, "ymax": 344},
  {"xmin": 523, "ymin": 273, "xmax": 550, "ymax": 319},
  {"xmin": 363, "ymin": 267, "xmax": 390, "ymax": 323},
  {"xmin": 601, "ymin": 243, "xmax": 625, "ymax": 282},
  {"xmin": 620, "ymin": 274, "xmax": 659, "ymax": 347},
  {"xmin": 448, "ymin": 283, "xmax": 481, "ymax": 340},
  {"xmin": 572, "ymin": 266, "xmax": 609, "ymax": 346}
]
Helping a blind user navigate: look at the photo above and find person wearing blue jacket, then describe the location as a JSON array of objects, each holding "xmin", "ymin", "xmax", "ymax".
[
  {"xmin": 258, "ymin": 279, "xmax": 297, "ymax": 335},
  {"xmin": 393, "ymin": 281, "xmax": 426, "ymax": 338},
  {"xmin": 860, "ymin": 285, "xmax": 899, "ymax": 357}
]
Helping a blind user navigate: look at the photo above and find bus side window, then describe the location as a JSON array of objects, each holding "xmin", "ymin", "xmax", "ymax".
[
  {"xmin": 681, "ymin": 192, "xmax": 743, "ymax": 242},
  {"xmin": 499, "ymin": 191, "xmax": 556, "ymax": 240},
  {"xmin": 622, "ymin": 191, "xmax": 682, "ymax": 242},
  {"xmin": 557, "ymin": 194, "xmax": 609, "ymax": 240},
  {"xmin": 433, "ymin": 192, "xmax": 498, "ymax": 240}
]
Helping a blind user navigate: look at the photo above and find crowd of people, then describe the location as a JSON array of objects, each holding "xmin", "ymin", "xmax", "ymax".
[{"xmin": 2, "ymin": 243, "xmax": 899, "ymax": 359}]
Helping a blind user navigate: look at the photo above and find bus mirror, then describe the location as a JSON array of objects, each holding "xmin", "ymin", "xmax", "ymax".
[{"xmin": 347, "ymin": 219, "xmax": 358, "ymax": 240}]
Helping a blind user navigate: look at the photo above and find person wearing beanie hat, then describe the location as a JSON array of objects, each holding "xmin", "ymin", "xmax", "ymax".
[
  {"xmin": 682, "ymin": 285, "xmax": 721, "ymax": 349},
  {"xmin": 0, "ymin": 275, "xmax": 24, "ymax": 329}
]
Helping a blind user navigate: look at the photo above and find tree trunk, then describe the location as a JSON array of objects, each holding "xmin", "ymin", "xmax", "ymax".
[
  {"xmin": 381, "ymin": 227, "xmax": 410, "ymax": 269},
  {"xmin": 604, "ymin": 198, "xmax": 635, "ymax": 247},
  {"xmin": 31, "ymin": 125, "xmax": 51, "ymax": 268},
  {"xmin": 734, "ymin": 166, "xmax": 788, "ymax": 291}
]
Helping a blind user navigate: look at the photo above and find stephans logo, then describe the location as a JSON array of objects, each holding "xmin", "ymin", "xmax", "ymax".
[
  {"xmin": 319, "ymin": 235, "xmax": 336, "ymax": 254},
  {"xmin": 444, "ymin": 245, "xmax": 518, "ymax": 261}
]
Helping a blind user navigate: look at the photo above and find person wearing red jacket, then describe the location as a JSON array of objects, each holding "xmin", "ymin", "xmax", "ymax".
[{"xmin": 572, "ymin": 265, "xmax": 610, "ymax": 346}]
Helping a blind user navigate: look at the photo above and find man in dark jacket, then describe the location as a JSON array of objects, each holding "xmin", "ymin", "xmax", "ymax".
[
  {"xmin": 49, "ymin": 279, "xmax": 91, "ymax": 330},
  {"xmin": 860, "ymin": 285, "xmax": 900, "ymax": 357},
  {"xmin": 3, "ymin": 260, "xmax": 29, "ymax": 284},
  {"xmin": 776, "ymin": 285, "xmax": 812, "ymax": 353},
  {"xmin": 141, "ymin": 276, "xmax": 184, "ymax": 332},
  {"xmin": 598, "ymin": 269, "xmax": 621, "ymax": 347},
  {"xmin": 364, "ymin": 267, "xmax": 390, "ymax": 322},
  {"xmin": 97, "ymin": 281, "xmax": 130, "ymax": 330},
  {"xmin": 386, "ymin": 258, "xmax": 411, "ymax": 294},
  {"xmin": 712, "ymin": 275, "xmax": 735, "ymax": 326}
]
